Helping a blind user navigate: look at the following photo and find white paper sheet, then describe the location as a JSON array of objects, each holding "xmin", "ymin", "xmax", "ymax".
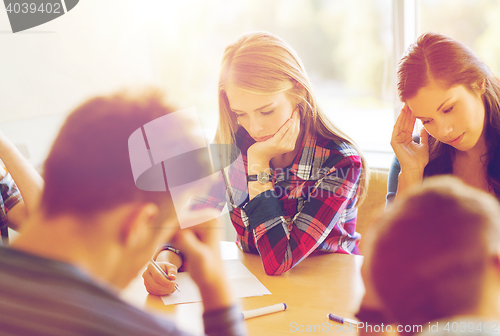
[{"xmin": 161, "ymin": 259, "xmax": 271, "ymax": 305}]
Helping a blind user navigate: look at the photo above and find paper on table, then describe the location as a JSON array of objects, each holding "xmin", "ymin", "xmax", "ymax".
[{"xmin": 161, "ymin": 259, "xmax": 271, "ymax": 305}]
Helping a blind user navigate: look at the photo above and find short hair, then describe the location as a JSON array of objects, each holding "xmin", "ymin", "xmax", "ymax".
[
  {"xmin": 371, "ymin": 176, "xmax": 500, "ymax": 331},
  {"xmin": 41, "ymin": 89, "xmax": 175, "ymax": 218}
]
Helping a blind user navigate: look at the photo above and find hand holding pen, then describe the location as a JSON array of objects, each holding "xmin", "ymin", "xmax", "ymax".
[{"xmin": 143, "ymin": 259, "xmax": 180, "ymax": 296}]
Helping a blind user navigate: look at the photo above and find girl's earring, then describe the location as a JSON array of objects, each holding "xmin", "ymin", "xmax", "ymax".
[{"xmin": 237, "ymin": 120, "xmax": 240, "ymax": 125}]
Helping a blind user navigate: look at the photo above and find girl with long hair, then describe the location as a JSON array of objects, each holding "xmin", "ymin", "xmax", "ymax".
[
  {"xmin": 143, "ymin": 32, "xmax": 369, "ymax": 292},
  {"xmin": 389, "ymin": 32, "xmax": 500, "ymax": 202},
  {"xmin": 356, "ymin": 32, "xmax": 500, "ymax": 330},
  {"xmin": 209, "ymin": 31, "xmax": 369, "ymax": 275}
]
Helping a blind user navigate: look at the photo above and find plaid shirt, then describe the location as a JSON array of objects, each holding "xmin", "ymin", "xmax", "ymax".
[
  {"xmin": 0, "ymin": 168, "xmax": 22, "ymax": 244},
  {"xmin": 193, "ymin": 128, "xmax": 361, "ymax": 275}
]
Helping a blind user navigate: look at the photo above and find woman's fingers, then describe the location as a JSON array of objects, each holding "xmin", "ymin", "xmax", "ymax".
[
  {"xmin": 273, "ymin": 108, "xmax": 299, "ymax": 142},
  {"xmin": 392, "ymin": 104, "xmax": 416, "ymax": 145},
  {"xmin": 390, "ymin": 103, "xmax": 429, "ymax": 173},
  {"xmin": 277, "ymin": 109, "xmax": 300, "ymax": 149},
  {"xmin": 392, "ymin": 106, "xmax": 406, "ymax": 136},
  {"xmin": 419, "ymin": 126, "xmax": 429, "ymax": 149},
  {"xmin": 247, "ymin": 108, "xmax": 301, "ymax": 161},
  {"xmin": 404, "ymin": 105, "xmax": 416, "ymax": 133},
  {"xmin": 272, "ymin": 117, "xmax": 294, "ymax": 142},
  {"xmin": 279, "ymin": 119, "xmax": 297, "ymax": 145},
  {"xmin": 391, "ymin": 112, "xmax": 406, "ymax": 145},
  {"xmin": 394, "ymin": 104, "xmax": 408, "ymax": 132}
]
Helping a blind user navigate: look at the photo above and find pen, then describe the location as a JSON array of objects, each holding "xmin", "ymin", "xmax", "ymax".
[
  {"xmin": 327, "ymin": 313, "xmax": 361, "ymax": 326},
  {"xmin": 150, "ymin": 258, "xmax": 180, "ymax": 292},
  {"xmin": 242, "ymin": 303, "xmax": 287, "ymax": 319}
]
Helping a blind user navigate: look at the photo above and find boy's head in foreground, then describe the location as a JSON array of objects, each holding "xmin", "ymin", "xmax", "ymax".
[
  {"xmin": 370, "ymin": 176, "xmax": 500, "ymax": 333},
  {"xmin": 4, "ymin": 89, "xmax": 244, "ymax": 336},
  {"xmin": 38, "ymin": 89, "xmax": 178, "ymax": 287}
]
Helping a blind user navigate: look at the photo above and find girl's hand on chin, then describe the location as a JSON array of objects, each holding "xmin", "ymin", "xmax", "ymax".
[{"xmin": 248, "ymin": 108, "xmax": 301, "ymax": 163}]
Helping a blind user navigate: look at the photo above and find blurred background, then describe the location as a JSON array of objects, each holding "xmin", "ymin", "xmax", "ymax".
[{"xmin": 1, "ymin": 0, "xmax": 499, "ymax": 172}]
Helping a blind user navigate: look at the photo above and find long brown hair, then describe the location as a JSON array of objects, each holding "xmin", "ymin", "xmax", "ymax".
[
  {"xmin": 216, "ymin": 31, "xmax": 369, "ymax": 204},
  {"xmin": 397, "ymin": 32, "xmax": 500, "ymax": 198}
]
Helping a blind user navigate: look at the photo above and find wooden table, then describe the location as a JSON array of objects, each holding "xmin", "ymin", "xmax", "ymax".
[{"xmin": 122, "ymin": 242, "xmax": 366, "ymax": 335}]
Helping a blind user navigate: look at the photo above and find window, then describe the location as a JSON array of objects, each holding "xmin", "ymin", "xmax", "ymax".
[
  {"xmin": 138, "ymin": 0, "xmax": 395, "ymax": 168},
  {"xmin": 11, "ymin": 1, "xmax": 498, "ymax": 171},
  {"xmin": 420, "ymin": 0, "xmax": 500, "ymax": 76}
]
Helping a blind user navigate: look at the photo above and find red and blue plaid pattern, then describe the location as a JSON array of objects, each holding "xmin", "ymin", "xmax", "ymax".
[
  {"xmin": 193, "ymin": 128, "xmax": 362, "ymax": 275},
  {"xmin": 0, "ymin": 167, "xmax": 22, "ymax": 244}
]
